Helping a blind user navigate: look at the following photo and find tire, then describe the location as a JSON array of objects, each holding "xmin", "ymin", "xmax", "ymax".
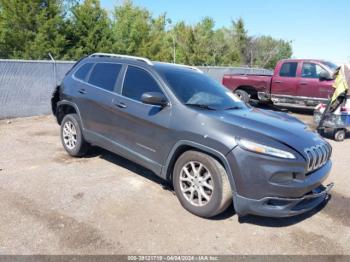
[
  {"xmin": 334, "ymin": 129, "xmax": 346, "ymax": 142},
  {"xmin": 234, "ymin": 89, "xmax": 250, "ymax": 103},
  {"xmin": 60, "ymin": 114, "xmax": 89, "ymax": 156},
  {"xmin": 173, "ymin": 151, "xmax": 232, "ymax": 218}
]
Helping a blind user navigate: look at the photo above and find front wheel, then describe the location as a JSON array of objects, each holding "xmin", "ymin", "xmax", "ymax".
[{"xmin": 173, "ymin": 151, "xmax": 232, "ymax": 218}]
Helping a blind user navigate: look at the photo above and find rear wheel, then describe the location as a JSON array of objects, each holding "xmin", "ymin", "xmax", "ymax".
[
  {"xmin": 60, "ymin": 114, "xmax": 89, "ymax": 156},
  {"xmin": 334, "ymin": 129, "xmax": 346, "ymax": 142},
  {"xmin": 234, "ymin": 89, "xmax": 250, "ymax": 103},
  {"xmin": 173, "ymin": 151, "xmax": 232, "ymax": 218}
]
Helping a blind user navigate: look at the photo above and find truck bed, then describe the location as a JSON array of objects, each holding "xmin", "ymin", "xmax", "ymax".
[{"xmin": 222, "ymin": 74, "xmax": 272, "ymax": 94}]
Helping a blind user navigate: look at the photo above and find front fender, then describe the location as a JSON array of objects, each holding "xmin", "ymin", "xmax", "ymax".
[{"xmin": 161, "ymin": 140, "xmax": 238, "ymax": 193}]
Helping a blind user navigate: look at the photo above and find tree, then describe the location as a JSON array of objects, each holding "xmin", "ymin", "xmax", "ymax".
[
  {"xmin": 64, "ymin": 0, "xmax": 113, "ymax": 60},
  {"xmin": 0, "ymin": 0, "xmax": 66, "ymax": 59},
  {"xmin": 172, "ymin": 21, "xmax": 195, "ymax": 65},
  {"xmin": 231, "ymin": 18, "xmax": 248, "ymax": 65},
  {"xmin": 191, "ymin": 17, "xmax": 215, "ymax": 65},
  {"xmin": 0, "ymin": 0, "xmax": 293, "ymax": 65},
  {"xmin": 246, "ymin": 36, "xmax": 292, "ymax": 69},
  {"xmin": 112, "ymin": 0, "xmax": 151, "ymax": 56},
  {"xmin": 140, "ymin": 14, "xmax": 172, "ymax": 62},
  {"xmin": 213, "ymin": 28, "xmax": 240, "ymax": 66}
]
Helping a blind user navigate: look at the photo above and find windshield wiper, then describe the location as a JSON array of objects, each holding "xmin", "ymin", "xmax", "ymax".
[
  {"xmin": 185, "ymin": 103, "xmax": 216, "ymax": 110},
  {"xmin": 224, "ymin": 106, "xmax": 243, "ymax": 110}
]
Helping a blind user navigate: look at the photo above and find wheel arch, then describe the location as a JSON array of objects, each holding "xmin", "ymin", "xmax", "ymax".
[
  {"xmin": 162, "ymin": 141, "xmax": 237, "ymax": 193},
  {"xmin": 235, "ymin": 86, "xmax": 258, "ymax": 99},
  {"xmin": 56, "ymin": 101, "xmax": 83, "ymax": 127}
]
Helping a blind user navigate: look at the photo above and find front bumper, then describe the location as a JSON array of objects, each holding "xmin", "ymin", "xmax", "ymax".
[
  {"xmin": 234, "ymin": 183, "xmax": 333, "ymax": 217},
  {"xmin": 227, "ymin": 146, "xmax": 333, "ymax": 217}
]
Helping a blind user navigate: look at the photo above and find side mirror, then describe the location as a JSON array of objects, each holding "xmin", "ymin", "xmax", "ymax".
[
  {"xmin": 319, "ymin": 71, "xmax": 333, "ymax": 81},
  {"xmin": 141, "ymin": 92, "xmax": 168, "ymax": 107}
]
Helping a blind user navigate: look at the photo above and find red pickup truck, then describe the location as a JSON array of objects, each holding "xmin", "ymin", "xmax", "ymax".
[{"xmin": 223, "ymin": 59, "xmax": 338, "ymax": 106}]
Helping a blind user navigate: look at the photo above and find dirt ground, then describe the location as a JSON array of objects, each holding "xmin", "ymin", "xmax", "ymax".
[{"xmin": 0, "ymin": 109, "xmax": 349, "ymax": 255}]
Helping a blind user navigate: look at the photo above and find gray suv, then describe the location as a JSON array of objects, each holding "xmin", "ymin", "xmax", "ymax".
[{"xmin": 52, "ymin": 53, "xmax": 334, "ymax": 218}]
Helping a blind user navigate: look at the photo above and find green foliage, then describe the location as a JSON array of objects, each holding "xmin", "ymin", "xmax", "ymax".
[
  {"xmin": 139, "ymin": 14, "xmax": 173, "ymax": 62},
  {"xmin": 64, "ymin": 0, "xmax": 113, "ymax": 60},
  {"xmin": 246, "ymin": 36, "xmax": 293, "ymax": 69},
  {"xmin": 0, "ymin": 0, "xmax": 293, "ymax": 67},
  {"xmin": 232, "ymin": 18, "xmax": 248, "ymax": 65},
  {"xmin": 112, "ymin": 0, "xmax": 151, "ymax": 56},
  {"xmin": 0, "ymin": 0, "xmax": 66, "ymax": 59}
]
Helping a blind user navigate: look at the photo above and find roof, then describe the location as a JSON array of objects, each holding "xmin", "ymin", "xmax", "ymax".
[{"xmin": 87, "ymin": 53, "xmax": 202, "ymax": 73}]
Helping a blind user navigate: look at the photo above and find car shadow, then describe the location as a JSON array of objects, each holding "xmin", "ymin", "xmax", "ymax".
[
  {"xmin": 85, "ymin": 146, "xmax": 174, "ymax": 192},
  {"xmin": 83, "ymin": 146, "xmax": 331, "ymax": 226}
]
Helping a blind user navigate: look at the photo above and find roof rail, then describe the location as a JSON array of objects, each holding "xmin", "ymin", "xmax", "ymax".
[
  {"xmin": 89, "ymin": 53, "xmax": 153, "ymax": 65},
  {"xmin": 158, "ymin": 62, "xmax": 203, "ymax": 73}
]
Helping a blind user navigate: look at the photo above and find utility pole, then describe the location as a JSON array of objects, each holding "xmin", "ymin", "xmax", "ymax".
[
  {"xmin": 167, "ymin": 22, "xmax": 176, "ymax": 64},
  {"xmin": 49, "ymin": 53, "xmax": 57, "ymax": 86},
  {"xmin": 172, "ymin": 34, "xmax": 176, "ymax": 64}
]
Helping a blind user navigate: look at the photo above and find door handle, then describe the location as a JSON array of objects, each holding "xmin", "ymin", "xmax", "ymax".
[
  {"xmin": 274, "ymin": 80, "xmax": 282, "ymax": 84},
  {"xmin": 114, "ymin": 102, "xmax": 127, "ymax": 109},
  {"xmin": 78, "ymin": 88, "xmax": 87, "ymax": 94},
  {"xmin": 300, "ymin": 82, "xmax": 308, "ymax": 85}
]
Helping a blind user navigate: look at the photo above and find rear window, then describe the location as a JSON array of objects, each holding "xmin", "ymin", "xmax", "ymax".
[
  {"xmin": 279, "ymin": 62, "xmax": 298, "ymax": 77},
  {"xmin": 88, "ymin": 63, "xmax": 122, "ymax": 92},
  {"xmin": 74, "ymin": 63, "xmax": 93, "ymax": 81}
]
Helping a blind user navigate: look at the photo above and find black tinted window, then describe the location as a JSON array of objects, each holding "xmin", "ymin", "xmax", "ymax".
[
  {"xmin": 75, "ymin": 63, "xmax": 93, "ymax": 81},
  {"xmin": 88, "ymin": 63, "xmax": 122, "ymax": 91},
  {"xmin": 122, "ymin": 66, "xmax": 162, "ymax": 101},
  {"xmin": 158, "ymin": 66, "xmax": 246, "ymax": 110},
  {"xmin": 279, "ymin": 62, "xmax": 298, "ymax": 77}
]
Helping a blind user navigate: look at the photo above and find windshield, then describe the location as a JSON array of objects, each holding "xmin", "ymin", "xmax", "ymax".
[
  {"xmin": 157, "ymin": 66, "xmax": 246, "ymax": 110},
  {"xmin": 321, "ymin": 61, "xmax": 339, "ymax": 71}
]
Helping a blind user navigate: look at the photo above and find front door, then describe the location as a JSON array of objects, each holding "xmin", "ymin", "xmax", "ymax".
[
  {"xmin": 297, "ymin": 62, "xmax": 334, "ymax": 100},
  {"xmin": 109, "ymin": 65, "xmax": 172, "ymax": 170}
]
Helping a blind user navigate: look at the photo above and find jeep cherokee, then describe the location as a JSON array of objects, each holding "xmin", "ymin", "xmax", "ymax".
[{"xmin": 51, "ymin": 53, "xmax": 333, "ymax": 218}]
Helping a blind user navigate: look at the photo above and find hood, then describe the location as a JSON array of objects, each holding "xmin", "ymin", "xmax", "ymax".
[{"xmin": 208, "ymin": 107, "xmax": 325, "ymax": 154}]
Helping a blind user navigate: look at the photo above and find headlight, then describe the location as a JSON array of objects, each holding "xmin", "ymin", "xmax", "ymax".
[{"xmin": 237, "ymin": 138, "xmax": 296, "ymax": 159}]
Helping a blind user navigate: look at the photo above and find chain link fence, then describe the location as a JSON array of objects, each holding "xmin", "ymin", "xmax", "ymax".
[{"xmin": 0, "ymin": 60, "xmax": 272, "ymax": 119}]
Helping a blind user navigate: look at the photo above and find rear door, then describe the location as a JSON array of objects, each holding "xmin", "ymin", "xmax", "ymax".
[
  {"xmin": 271, "ymin": 61, "xmax": 299, "ymax": 97},
  {"xmin": 74, "ymin": 62, "xmax": 123, "ymax": 139},
  {"xmin": 110, "ymin": 65, "xmax": 172, "ymax": 169},
  {"xmin": 297, "ymin": 62, "xmax": 334, "ymax": 99}
]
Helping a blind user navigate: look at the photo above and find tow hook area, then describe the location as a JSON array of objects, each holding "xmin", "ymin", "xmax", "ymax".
[{"xmin": 311, "ymin": 183, "xmax": 334, "ymax": 200}]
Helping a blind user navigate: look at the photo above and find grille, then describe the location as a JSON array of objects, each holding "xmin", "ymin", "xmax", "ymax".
[{"xmin": 304, "ymin": 143, "xmax": 332, "ymax": 172}]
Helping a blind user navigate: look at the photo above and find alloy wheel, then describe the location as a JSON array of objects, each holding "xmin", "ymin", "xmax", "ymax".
[
  {"xmin": 179, "ymin": 161, "xmax": 214, "ymax": 206},
  {"xmin": 62, "ymin": 121, "xmax": 77, "ymax": 150}
]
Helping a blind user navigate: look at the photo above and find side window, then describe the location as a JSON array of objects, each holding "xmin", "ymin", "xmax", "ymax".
[
  {"xmin": 122, "ymin": 66, "xmax": 163, "ymax": 101},
  {"xmin": 88, "ymin": 63, "xmax": 122, "ymax": 92},
  {"xmin": 302, "ymin": 63, "xmax": 327, "ymax": 79},
  {"xmin": 74, "ymin": 63, "xmax": 93, "ymax": 81},
  {"xmin": 279, "ymin": 62, "xmax": 298, "ymax": 77}
]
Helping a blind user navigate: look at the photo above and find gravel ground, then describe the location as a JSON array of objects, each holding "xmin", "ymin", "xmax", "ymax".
[{"xmin": 0, "ymin": 111, "xmax": 349, "ymax": 255}]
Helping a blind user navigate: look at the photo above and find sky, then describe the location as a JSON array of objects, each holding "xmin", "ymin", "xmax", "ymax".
[{"xmin": 101, "ymin": 0, "xmax": 350, "ymax": 63}]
